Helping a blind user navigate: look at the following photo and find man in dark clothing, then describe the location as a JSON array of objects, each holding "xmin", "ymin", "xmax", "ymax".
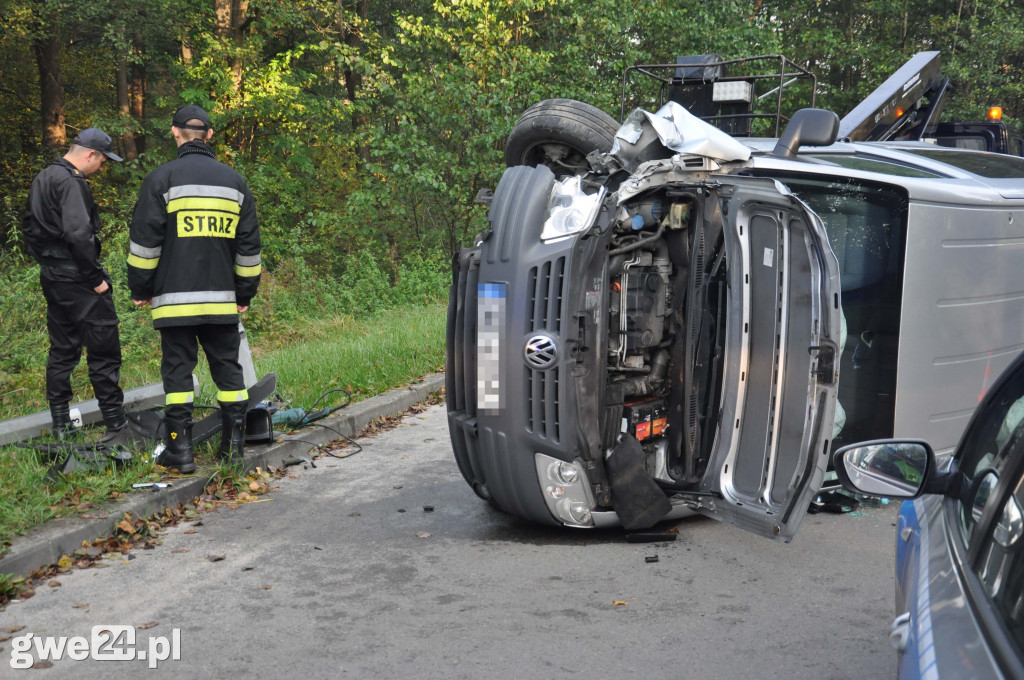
[
  {"xmin": 22, "ymin": 127, "xmax": 128, "ymax": 441},
  {"xmin": 128, "ymin": 105, "xmax": 261, "ymax": 473}
]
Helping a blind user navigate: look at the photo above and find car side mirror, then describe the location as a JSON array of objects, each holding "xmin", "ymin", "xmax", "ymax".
[
  {"xmin": 832, "ymin": 439, "xmax": 935, "ymax": 499},
  {"xmin": 772, "ymin": 108, "xmax": 840, "ymax": 158}
]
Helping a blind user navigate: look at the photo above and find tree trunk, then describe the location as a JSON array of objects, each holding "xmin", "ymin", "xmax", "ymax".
[
  {"xmin": 33, "ymin": 25, "xmax": 65, "ymax": 149},
  {"xmin": 215, "ymin": 0, "xmax": 249, "ymax": 96},
  {"xmin": 116, "ymin": 56, "xmax": 139, "ymax": 160},
  {"xmin": 337, "ymin": 0, "xmax": 369, "ymax": 131},
  {"xmin": 130, "ymin": 36, "xmax": 147, "ymax": 154}
]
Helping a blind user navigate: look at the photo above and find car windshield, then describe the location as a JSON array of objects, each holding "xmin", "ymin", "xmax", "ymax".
[
  {"xmin": 898, "ymin": 148, "xmax": 1024, "ymax": 178},
  {"xmin": 955, "ymin": 362, "xmax": 1024, "ymax": 542},
  {"xmin": 804, "ymin": 153, "xmax": 945, "ymax": 178}
]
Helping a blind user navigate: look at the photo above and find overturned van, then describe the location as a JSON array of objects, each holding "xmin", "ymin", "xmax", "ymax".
[{"xmin": 446, "ymin": 59, "xmax": 1024, "ymax": 538}]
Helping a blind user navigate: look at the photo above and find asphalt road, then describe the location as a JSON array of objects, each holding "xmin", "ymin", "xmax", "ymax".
[{"xmin": 0, "ymin": 404, "xmax": 899, "ymax": 679}]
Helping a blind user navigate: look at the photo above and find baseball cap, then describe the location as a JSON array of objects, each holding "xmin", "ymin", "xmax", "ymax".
[
  {"xmin": 73, "ymin": 128, "xmax": 123, "ymax": 162},
  {"xmin": 172, "ymin": 104, "xmax": 212, "ymax": 131}
]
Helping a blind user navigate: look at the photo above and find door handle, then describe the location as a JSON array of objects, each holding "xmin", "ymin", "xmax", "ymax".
[{"xmin": 890, "ymin": 611, "xmax": 911, "ymax": 651}]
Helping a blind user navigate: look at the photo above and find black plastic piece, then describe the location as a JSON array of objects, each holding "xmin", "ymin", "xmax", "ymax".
[{"xmin": 605, "ymin": 433, "xmax": 672, "ymax": 531}]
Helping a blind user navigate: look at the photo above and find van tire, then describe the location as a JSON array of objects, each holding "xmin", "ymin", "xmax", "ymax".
[{"xmin": 505, "ymin": 99, "xmax": 620, "ymax": 176}]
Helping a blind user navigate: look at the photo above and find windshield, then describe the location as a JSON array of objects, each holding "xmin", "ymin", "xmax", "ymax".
[{"xmin": 898, "ymin": 148, "xmax": 1024, "ymax": 178}]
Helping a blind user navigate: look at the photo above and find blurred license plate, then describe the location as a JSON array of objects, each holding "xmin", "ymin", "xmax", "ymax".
[{"xmin": 477, "ymin": 283, "xmax": 506, "ymax": 413}]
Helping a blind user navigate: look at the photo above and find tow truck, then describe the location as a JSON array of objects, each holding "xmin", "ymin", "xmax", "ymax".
[{"xmin": 839, "ymin": 50, "xmax": 1023, "ymax": 156}]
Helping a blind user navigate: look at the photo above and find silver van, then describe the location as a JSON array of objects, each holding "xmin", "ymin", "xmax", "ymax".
[{"xmin": 446, "ymin": 62, "xmax": 1024, "ymax": 538}]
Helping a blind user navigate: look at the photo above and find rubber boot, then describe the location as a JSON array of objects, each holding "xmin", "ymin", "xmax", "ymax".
[
  {"xmin": 99, "ymin": 405, "xmax": 130, "ymax": 445},
  {"xmin": 157, "ymin": 417, "xmax": 196, "ymax": 473},
  {"xmin": 49, "ymin": 403, "xmax": 75, "ymax": 441},
  {"xmin": 217, "ymin": 402, "xmax": 247, "ymax": 463}
]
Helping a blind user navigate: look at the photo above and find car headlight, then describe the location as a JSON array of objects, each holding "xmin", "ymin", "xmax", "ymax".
[
  {"xmin": 535, "ymin": 453, "xmax": 595, "ymax": 527},
  {"xmin": 541, "ymin": 176, "xmax": 605, "ymax": 243}
]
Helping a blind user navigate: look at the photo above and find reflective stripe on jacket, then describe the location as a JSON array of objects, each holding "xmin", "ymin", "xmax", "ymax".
[{"xmin": 127, "ymin": 141, "xmax": 261, "ymax": 329}]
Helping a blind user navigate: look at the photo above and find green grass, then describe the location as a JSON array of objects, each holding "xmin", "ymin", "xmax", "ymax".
[
  {"xmin": 256, "ymin": 304, "xmax": 447, "ymax": 408},
  {"xmin": 0, "ymin": 303, "xmax": 446, "ymax": 553}
]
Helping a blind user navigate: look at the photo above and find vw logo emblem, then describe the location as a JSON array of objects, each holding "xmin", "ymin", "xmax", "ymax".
[{"xmin": 524, "ymin": 334, "xmax": 557, "ymax": 370}]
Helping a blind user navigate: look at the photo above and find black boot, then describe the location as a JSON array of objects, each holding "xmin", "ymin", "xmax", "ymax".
[
  {"xmin": 49, "ymin": 403, "xmax": 75, "ymax": 441},
  {"xmin": 217, "ymin": 402, "xmax": 247, "ymax": 463},
  {"xmin": 157, "ymin": 417, "xmax": 196, "ymax": 473},
  {"xmin": 99, "ymin": 405, "xmax": 129, "ymax": 444}
]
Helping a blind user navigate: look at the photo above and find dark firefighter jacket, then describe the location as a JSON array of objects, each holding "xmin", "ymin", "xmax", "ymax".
[
  {"xmin": 22, "ymin": 158, "xmax": 107, "ymax": 288},
  {"xmin": 127, "ymin": 141, "xmax": 261, "ymax": 329}
]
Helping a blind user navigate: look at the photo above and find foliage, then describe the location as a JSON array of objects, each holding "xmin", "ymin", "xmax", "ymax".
[{"xmin": 2, "ymin": 0, "xmax": 1024, "ymax": 409}]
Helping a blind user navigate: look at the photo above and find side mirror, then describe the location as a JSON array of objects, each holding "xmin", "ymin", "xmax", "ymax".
[
  {"xmin": 772, "ymin": 108, "xmax": 840, "ymax": 158},
  {"xmin": 833, "ymin": 439, "xmax": 935, "ymax": 499}
]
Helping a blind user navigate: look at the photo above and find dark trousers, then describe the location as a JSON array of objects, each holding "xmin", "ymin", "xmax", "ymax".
[
  {"xmin": 160, "ymin": 324, "xmax": 244, "ymax": 422},
  {"xmin": 41, "ymin": 267, "xmax": 123, "ymax": 410}
]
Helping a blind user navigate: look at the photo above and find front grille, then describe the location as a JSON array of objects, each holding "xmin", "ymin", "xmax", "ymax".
[
  {"xmin": 526, "ymin": 367, "xmax": 561, "ymax": 442},
  {"xmin": 526, "ymin": 257, "xmax": 565, "ymax": 334},
  {"xmin": 524, "ymin": 256, "xmax": 566, "ymax": 442}
]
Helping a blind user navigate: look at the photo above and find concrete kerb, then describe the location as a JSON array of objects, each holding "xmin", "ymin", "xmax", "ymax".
[{"xmin": 0, "ymin": 373, "xmax": 446, "ymax": 580}]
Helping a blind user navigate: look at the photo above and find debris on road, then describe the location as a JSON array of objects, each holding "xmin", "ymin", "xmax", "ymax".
[{"xmin": 626, "ymin": 532, "xmax": 677, "ymax": 543}]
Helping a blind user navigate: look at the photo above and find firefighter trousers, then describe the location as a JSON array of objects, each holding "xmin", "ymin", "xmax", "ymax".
[
  {"xmin": 160, "ymin": 325, "xmax": 247, "ymax": 422},
  {"xmin": 40, "ymin": 267, "xmax": 123, "ymax": 410}
]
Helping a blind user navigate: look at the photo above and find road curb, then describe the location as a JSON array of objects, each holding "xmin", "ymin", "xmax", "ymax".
[{"xmin": 0, "ymin": 373, "xmax": 446, "ymax": 579}]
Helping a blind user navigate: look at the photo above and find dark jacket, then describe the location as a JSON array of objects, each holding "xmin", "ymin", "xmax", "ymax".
[
  {"xmin": 127, "ymin": 141, "xmax": 261, "ymax": 329},
  {"xmin": 22, "ymin": 158, "xmax": 106, "ymax": 287}
]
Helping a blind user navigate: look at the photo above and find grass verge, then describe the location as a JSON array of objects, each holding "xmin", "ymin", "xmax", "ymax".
[{"xmin": 0, "ymin": 303, "xmax": 446, "ymax": 555}]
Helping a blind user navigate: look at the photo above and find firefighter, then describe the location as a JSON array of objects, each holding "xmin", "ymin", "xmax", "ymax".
[
  {"xmin": 22, "ymin": 127, "xmax": 128, "ymax": 441},
  {"xmin": 127, "ymin": 105, "xmax": 261, "ymax": 473}
]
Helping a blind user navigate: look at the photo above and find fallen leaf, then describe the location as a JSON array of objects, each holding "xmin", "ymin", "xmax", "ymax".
[
  {"xmin": 416, "ymin": 531, "xmax": 431, "ymax": 538},
  {"xmin": 47, "ymin": 580, "xmax": 61, "ymax": 588},
  {"xmin": 102, "ymin": 552, "xmax": 122, "ymax": 561},
  {"xmin": 171, "ymin": 549, "xmax": 189, "ymax": 554},
  {"xmin": 0, "ymin": 635, "xmax": 11, "ymax": 642},
  {"xmin": 1, "ymin": 626, "xmax": 24, "ymax": 634},
  {"xmin": 32, "ymin": 660, "xmax": 54, "ymax": 669},
  {"xmin": 137, "ymin": 621, "xmax": 159, "ymax": 630},
  {"xmin": 57, "ymin": 555, "xmax": 72, "ymax": 571},
  {"xmin": 227, "ymin": 504, "xmax": 240, "ymax": 510},
  {"xmin": 206, "ymin": 554, "xmax": 226, "ymax": 562},
  {"xmin": 612, "ymin": 600, "xmax": 628, "ymax": 606},
  {"xmin": 72, "ymin": 603, "xmax": 89, "ymax": 609},
  {"xmin": 117, "ymin": 519, "xmax": 137, "ymax": 534},
  {"xmin": 183, "ymin": 530, "xmax": 198, "ymax": 535},
  {"xmin": 258, "ymin": 584, "xmax": 273, "ymax": 590},
  {"xmin": 248, "ymin": 481, "xmax": 260, "ymax": 491}
]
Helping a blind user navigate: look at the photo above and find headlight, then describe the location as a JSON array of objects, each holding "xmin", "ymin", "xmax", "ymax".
[
  {"xmin": 541, "ymin": 176, "xmax": 605, "ymax": 243},
  {"xmin": 549, "ymin": 461, "xmax": 580, "ymax": 485},
  {"xmin": 535, "ymin": 453, "xmax": 595, "ymax": 527}
]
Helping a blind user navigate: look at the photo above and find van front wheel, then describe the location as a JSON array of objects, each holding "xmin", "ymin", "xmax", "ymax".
[{"xmin": 504, "ymin": 99, "xmax": 619, "ymax": 177}]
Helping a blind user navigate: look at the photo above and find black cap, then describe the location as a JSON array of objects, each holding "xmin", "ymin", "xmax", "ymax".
[
  {"xmin": 172, "ymin": 104, "xmax": 212, "ymax": 131},
  {"xmin": 73, "ymin": 128, "xmax": 123, "ymax": 162}
]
